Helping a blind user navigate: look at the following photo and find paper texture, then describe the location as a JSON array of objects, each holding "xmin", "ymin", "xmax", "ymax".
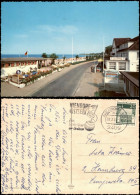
[{"xmin": 1, "ymin": 99, "xmax": 139, "ymax": 194}]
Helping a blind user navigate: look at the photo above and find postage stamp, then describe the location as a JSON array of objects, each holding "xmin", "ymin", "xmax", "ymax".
[
  {"xmin": 69, "ymin": 103, "xmax": 98, "ymax": 131},
  {"xmin": 116, "ymin": 102, "xmax": 136, "ymax": 125},
  {"xmin": 101, "ymin": 106, "xmax": 128, "ymax": 134}
]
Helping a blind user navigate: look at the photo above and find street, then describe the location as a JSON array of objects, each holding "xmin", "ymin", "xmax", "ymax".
[{"xmin": 32, "ymin": 62, "xmax": 94, "ymax": 97}]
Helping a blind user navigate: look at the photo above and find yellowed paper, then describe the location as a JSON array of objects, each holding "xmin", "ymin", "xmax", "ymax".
[{"xmin": 1, "ymin": 99, "xmax": 139, "ymax": 194}]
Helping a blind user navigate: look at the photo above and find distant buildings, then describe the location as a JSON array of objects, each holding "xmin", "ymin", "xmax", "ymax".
[
  {"xmin": 105, "ymin": 36, "xmax": 139, "ymax": 72},
  {"xmin": 54, "ymin": 56, "xmax": 86, "ymax": 64}
]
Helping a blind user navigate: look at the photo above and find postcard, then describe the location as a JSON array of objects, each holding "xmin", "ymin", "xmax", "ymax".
[
  {"xmin": 1, "ymin": 99, "xmax": 139, "ymax": 194},
  {"xmin": 1, "ymin": 2, "xmax": 139, "ymax": 98}
]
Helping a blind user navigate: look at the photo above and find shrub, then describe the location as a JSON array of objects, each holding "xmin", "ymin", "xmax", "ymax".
[
  {"xmin": 65, "ymin": 63, "xmax": 70, "ymax": 67},
  {"xmin": 52, "ymin": 66, "xmax": 59, "ymax": 71},
  {"xmin": 48, "ymin": 70, "xmax": 52, "ymax": 74}
]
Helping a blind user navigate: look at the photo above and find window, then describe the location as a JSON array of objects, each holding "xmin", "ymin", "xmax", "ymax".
[
  {"xmin": 124, "ymin": 43, "xmax": 127, "ymax": 48},
  {"xmin": 109, "ymin": 62, "xmax": 116, "ymax": 70},
  {"xmin": 119, "ymin": 62, "xmax": 126, "ymax": 70},
  {"xmin": 121, "ymin": 52, "xmax": 127, "ymax": 57}
]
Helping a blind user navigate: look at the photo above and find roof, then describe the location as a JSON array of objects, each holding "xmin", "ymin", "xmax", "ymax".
[
  {"xmin": 113, "ymin": 38, "xmax": 131, "ymax": 47},
  {"xmin": 131, "ymin": 36, "xmax": 139, "ymax": 42},
  {"xmin": 120, "ymin": 71, "xmax": 139, "ymax": 87},
  {"xmin": 117, "ymin": 39, "xmax": 139, "ymax": 52},
  {"xmin": 129, "ymin": 39, "xmax": 139, "ymax": 50},
  {"xmin": 1, "ymin": 57, "xmax": 52, "ymax": 63}
]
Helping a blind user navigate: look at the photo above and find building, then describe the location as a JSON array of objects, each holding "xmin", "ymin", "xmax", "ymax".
[
  {"xmin": 54, "ymin": 56, "xmax": 86, "ymax": 64},
  {"xmin": 105, "ymin": 36, "xmax": 139, "ymax": 72},
  {"xmin": 1, "ymin": 57, "xmax": 53, "ymax": 77},
  {"xmin": 120, "ymin": 71, "xmax": 139, "ymax": 97}
]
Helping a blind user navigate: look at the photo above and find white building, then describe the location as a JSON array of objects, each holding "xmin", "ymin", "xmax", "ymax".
[
  {"xmin": 105, "ymin": 36, "xmax": 139, "ymax": 72},
  {"xmin": 1, "ymin": 57, "xmax": 53, "ymax": 77}
]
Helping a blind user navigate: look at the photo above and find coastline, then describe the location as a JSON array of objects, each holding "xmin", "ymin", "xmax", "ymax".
[{"xmin": 1, "ymin": 54, "xmax": 86, "ymax": 60}]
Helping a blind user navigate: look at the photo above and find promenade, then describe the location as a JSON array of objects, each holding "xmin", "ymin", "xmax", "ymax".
[
  {"xmin": 74, "ymin": 68, "xmax": 103, "ymax": 96},
  {"xmin": 2, "ymin": 61, "xmax": 102, "ymax": 97}
]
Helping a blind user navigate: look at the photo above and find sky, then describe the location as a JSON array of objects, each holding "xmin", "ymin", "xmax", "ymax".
[{"xmin": 1, "ymin": 1, "xmax": 139, "ymax": 54}]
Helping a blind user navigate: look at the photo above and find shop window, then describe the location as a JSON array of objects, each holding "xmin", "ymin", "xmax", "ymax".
[
  {"xmin": 119, "ymin": 62, "xmax": 126, "ymax": 70},
  {"xmin": 109, "ymin": 62, "xmax": 116, "ymax": 70}
]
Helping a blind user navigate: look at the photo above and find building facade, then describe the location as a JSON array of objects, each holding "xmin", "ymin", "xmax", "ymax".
[
  {"xmin": 105, "ymin": 36, "xmax": 139, "ymax": 73},
  {"xmin": 1, "ymin": 57, "xmax": 53, "ymax": 77}
]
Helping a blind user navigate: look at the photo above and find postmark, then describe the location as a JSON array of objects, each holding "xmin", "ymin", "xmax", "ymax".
[
  {"xmin": 69, "ymin": 103, "xmax": 98, "ymax": 131},
  {"xmin": 101, "ymin": 106, "xmax": 128, "ymax": 134},
  {"xmin": 116, "ymin": 102, "xmax": 136, "ymax": 125}
]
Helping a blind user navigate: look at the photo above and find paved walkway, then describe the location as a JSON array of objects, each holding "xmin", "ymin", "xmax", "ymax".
[{"xmin": 73, "ymin": 67, "xmax": 103, "ymax": 96}]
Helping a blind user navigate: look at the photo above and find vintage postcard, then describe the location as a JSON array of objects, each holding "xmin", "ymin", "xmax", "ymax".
[
  {"xmin": 1, "ymin": 99, "xmax": 139, "ymax": 194},
  {"xmin": 1, "ymin": 2, "xmax": 139, "ymax": 98}
]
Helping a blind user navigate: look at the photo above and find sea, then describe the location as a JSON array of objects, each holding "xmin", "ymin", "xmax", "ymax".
[{"xmin": 1, "ymin": 54, "xmax": 85, "ymax": 59}]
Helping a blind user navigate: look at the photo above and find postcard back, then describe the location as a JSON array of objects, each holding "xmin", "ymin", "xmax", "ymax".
[{"xmin": 1, "ymin": 99, "xmax": 139, "ymax": 194}]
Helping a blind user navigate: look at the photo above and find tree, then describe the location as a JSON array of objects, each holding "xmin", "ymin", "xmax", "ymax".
[
  {"xmin": 75, "ymin": 55, "xmax": 79, "ymax": 61},
  {"xmin": 42, "ymin": 53, "xmax": 48, "ymax": 58},
  {"xmin": 50, "ymin": 53, "xmax": 58, "ymax": 64},
  {"xmin": 63, "ymin": 56, "xmax": 66, "ymax": 63},
  {"xmin": 50, "ymin": 53, "xmax": 58, "ymax": 59},
  {"xmin": 105, "ymin": 45, "xmax": 112, "ymax": 57}
]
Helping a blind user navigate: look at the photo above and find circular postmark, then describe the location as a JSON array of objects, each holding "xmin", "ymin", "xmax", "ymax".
[{"xmin": 101, "ymin": 106, "xmax": 128, "ymax": 134}]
